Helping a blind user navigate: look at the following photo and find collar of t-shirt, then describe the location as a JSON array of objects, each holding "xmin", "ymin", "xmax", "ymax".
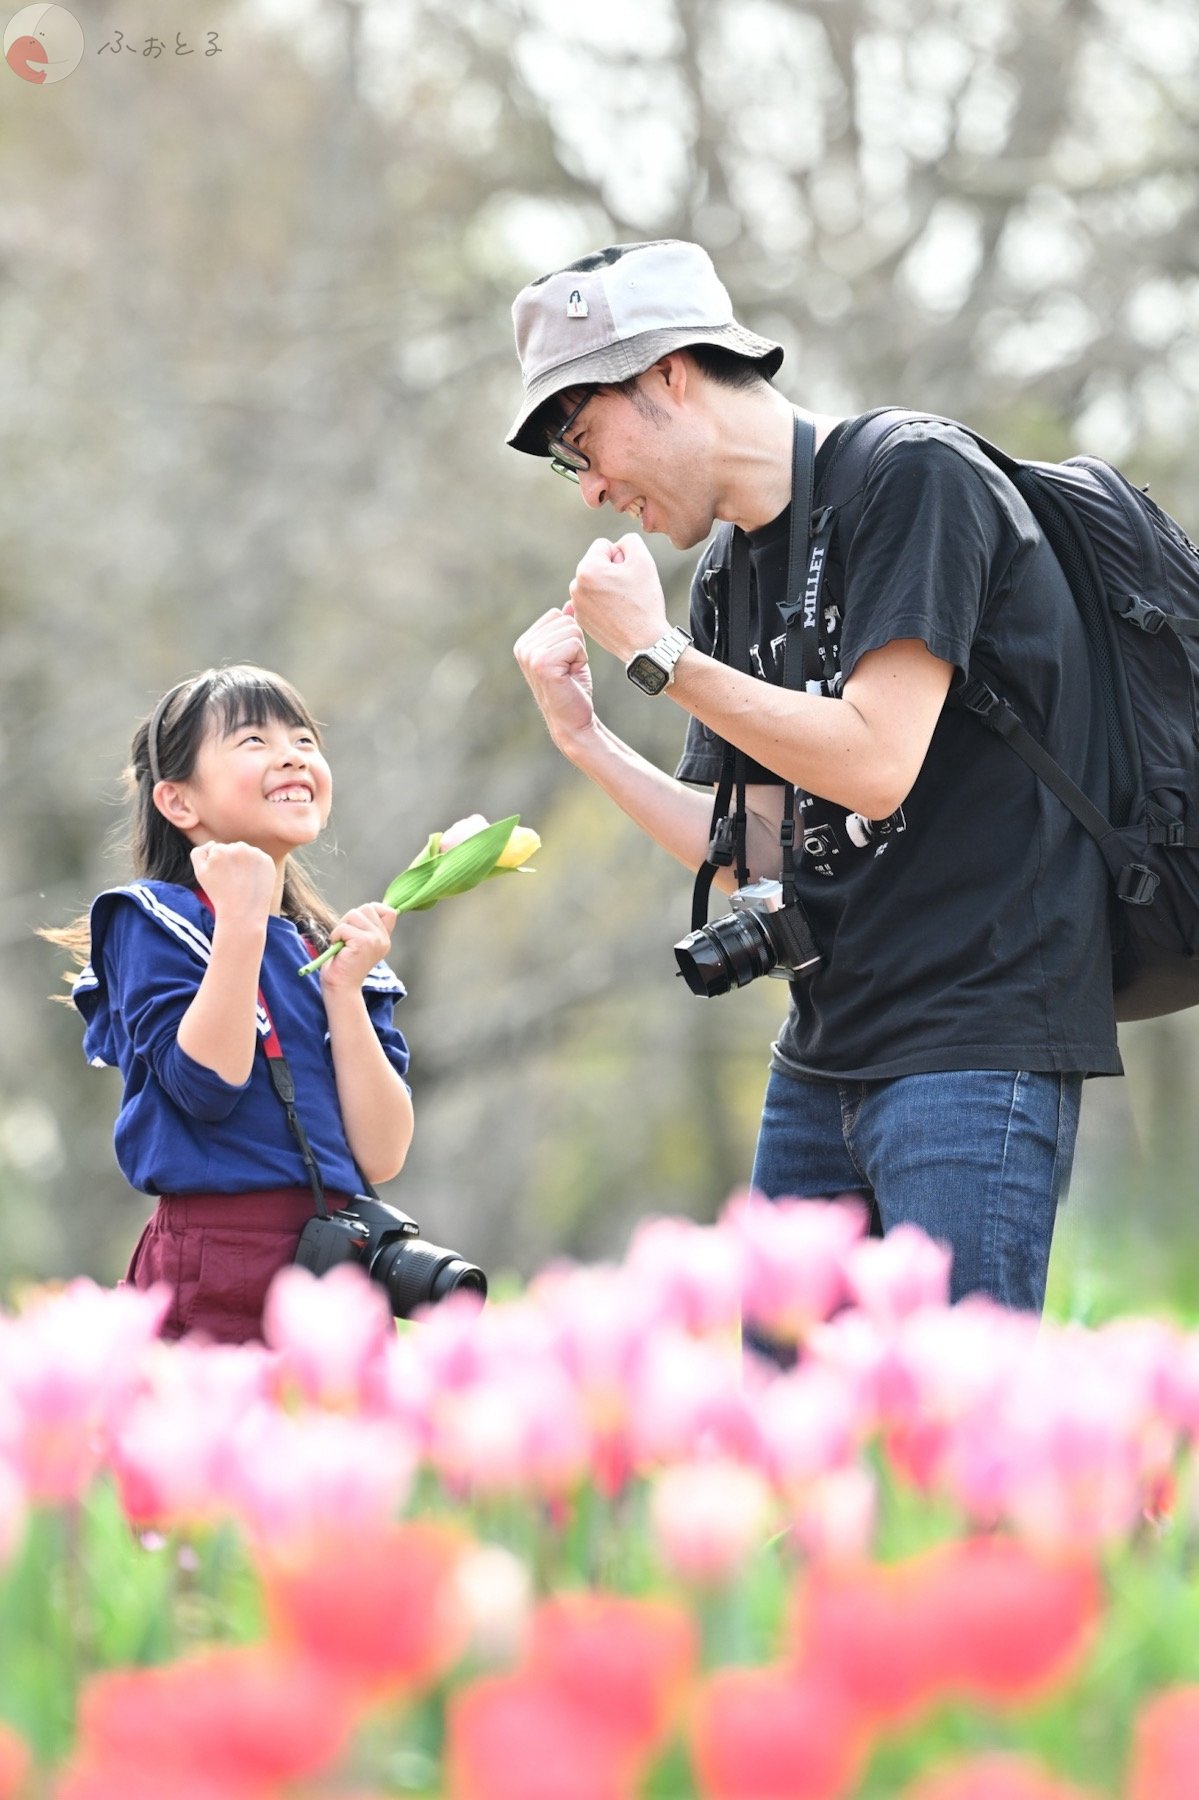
[{"xmin": 746, "ymin": 416, "xmax": 854, "ymax": 554}]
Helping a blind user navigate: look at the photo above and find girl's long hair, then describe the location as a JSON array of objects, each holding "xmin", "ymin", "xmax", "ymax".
[{"xmin": 44, "ymin": 665, "xmax": 339, "ymax": 979}]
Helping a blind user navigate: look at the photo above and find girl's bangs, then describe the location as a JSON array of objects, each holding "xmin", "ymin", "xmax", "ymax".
[{"xmin": 206, "ymin": 667, "xmax": 322, "ymax": 742}]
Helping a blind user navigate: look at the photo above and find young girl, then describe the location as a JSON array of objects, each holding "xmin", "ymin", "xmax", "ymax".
[{"xmin": 48, "ymin": 664, "xmax": 414, "ymax": 1345}]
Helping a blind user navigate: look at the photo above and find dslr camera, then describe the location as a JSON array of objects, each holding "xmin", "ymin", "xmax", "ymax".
[
  {"xmin": 674, "ymin": 877, "xmax": 822, "ymax": 998},
  {"xmin": 295, "ymin": 1194, "xmax": 487, "ymax": 1317}
]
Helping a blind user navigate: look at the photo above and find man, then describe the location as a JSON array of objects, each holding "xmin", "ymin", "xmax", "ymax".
[{"xmin": 508, "ymin": 238, "xmax": 1119, "ymax": 1314}]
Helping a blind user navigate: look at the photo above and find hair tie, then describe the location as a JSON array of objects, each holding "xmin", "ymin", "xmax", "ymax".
[{"xmin": 145, "ymin": 678, "xmax": 194, "ymax": 786}]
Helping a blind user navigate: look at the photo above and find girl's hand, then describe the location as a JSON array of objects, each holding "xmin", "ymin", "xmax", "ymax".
[
  {"xmin": 190, "ymin": 841, "xmax": 276, "ymax": 926},
  {"xmin": 319, "ymin": 902, "xmax": 397, "ymax": 993}
]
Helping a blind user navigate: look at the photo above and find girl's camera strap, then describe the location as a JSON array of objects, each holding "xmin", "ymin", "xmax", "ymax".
[{"xmin": 194, "ymin": 886, "xmax": 331, "ymax": 1219}]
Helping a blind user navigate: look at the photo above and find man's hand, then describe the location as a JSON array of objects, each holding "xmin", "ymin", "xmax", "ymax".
[
  {"xmin": 567, "ymin": 534, "xmax": 669, "ymax": 662},
  {"xmin": 514, "ymin": 604, "xmax": 596, "ymax": 748}
]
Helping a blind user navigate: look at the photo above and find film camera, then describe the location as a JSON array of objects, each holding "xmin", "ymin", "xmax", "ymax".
[
  {"xmin": 674, "ymin": 877, "xmax": 822, "ymax": 998},
  {"xmin": 295, "ymin": 1194, "xmax": 487, "ymax": 1316}
]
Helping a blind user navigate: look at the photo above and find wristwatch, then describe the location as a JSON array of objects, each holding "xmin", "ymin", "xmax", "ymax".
[{"xmin": 625, "ymin": 625, "xmax": 694, "ymax": 696}]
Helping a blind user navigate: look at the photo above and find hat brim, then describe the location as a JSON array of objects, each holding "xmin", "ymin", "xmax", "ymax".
[{"xmin": 505, "ymin": 321, "xmax": 784, "ymax": 457}]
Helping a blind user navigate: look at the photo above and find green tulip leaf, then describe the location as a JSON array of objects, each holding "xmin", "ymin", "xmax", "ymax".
[
  {"xmin": 297, "ymin": 815, "xmax": 524, "ymax": 975},
  {"xmin": 382, "ymin": 815, "xmax": 518, "ymax": 911}
]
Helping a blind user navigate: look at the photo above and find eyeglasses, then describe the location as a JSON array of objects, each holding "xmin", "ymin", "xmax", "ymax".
[{"xmin": 546, "ymin": 387, "xmax": 596, "ymax": 482}]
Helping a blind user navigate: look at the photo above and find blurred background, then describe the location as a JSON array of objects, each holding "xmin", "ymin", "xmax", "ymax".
[{"xmin": 3, "ymin": 0, "xmax": 1198, "ymax": 1314}]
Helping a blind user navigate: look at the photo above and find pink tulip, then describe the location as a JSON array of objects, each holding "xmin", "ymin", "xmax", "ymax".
[
  {"xmin": 228, "ymin": 1408, "xmax": 415, "ymax": 1551},
  {"xmin": 438, "ymin": 813, "xmax": 492, "ymax": 852},
  {"xmin": 755, "ymin": 1363, "xmax": 864, "ymax": 1491},
  {"xmin": 0, "ymin": 1279, "xmax": 169, "ymax": 1502},
  {"xmin": 430, "ymin": 1371, "xmax": 590, "ymax": 1499},
  {"xmin": 0, "ymin": 1458, "xmax": 25, "ymax": 1570},
  {"xmin": 623, "ymin": 1215, "xmax": 742, "ymax": 1336},
  {"xmin": 721, "ymin": 1190, "xmax": 867, "ymax": 1345},
  {"xmin": 530, "ymin": 1263, "xmax": 655, "ymax": 1494},
  {"xmin": 1159, "ymin": 1328, "xmax": 1199, "ymax": 1440},
  {"xmin": 879, "ymin": 1299, "xmax": 1038, "ymax": 1493},
  {"xmin": 628, "ymin": 1330, "xmax": 761, "ymax": 1470},
  {"xmin": 649, "ymin": 1457, "xmax": 773, "ymax": 1585},
  {"xmin": 533, "ymin": 1263, "xmax": 651, "ymax": 1394},
  {"xmin": 263, "ymin": 1262, "xmax": 393, "ymax": 1412},
  {"xmin": 844, "ymin": 1223, "xmax": 953, "ymax": 1324},
  {"xmin": 113, "ymin": 1342, "xmax": 273, "ymax": 1529},
  {"xmin": 806, "ymin": 1307, "xmax": 894, "ymax": 1422},
  {"xmin": 948, "ymin": 1329, "xmax": 1161, "ymax": 1546}
]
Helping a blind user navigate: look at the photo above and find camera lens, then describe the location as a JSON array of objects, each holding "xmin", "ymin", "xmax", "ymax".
[
  {"xmin": 674, "ymin": 908, "xmax": 777, "ymax": 997},
  {"xmin": 369, "ymin": 1235, "xmax": 489, "ymax": 1317}
]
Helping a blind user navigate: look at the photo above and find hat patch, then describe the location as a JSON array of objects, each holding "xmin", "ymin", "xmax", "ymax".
[{"xmin": 566, "ymin": 289, "xmax": 589, "ymax": 319}]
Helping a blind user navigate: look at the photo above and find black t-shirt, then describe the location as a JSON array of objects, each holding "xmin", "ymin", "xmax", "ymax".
[{"xmin": 676, "ymin": 416, "xmax": 1122, "ymax": 1079}]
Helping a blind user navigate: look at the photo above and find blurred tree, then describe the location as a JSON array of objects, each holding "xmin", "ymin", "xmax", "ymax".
[{"xmin": 2, "ymin": 0, "xmax": 1197, "ymax": 1296}]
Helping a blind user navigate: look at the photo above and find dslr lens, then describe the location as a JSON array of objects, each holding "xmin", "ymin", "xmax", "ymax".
[
  {"xmin": 370, "ymin": 1234, "xmax": 489, "ymax": 1317},
  {"xmin": 674, "ymin": 909, "xmax": 777, "ymax": 997}
]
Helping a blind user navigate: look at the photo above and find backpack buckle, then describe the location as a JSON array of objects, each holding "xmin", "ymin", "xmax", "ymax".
[
  {"xmin": 1117, "ymin": 594, "xmax": 1167, "ymax": 634},
  {"xmin": 1117, "ymin": 863, "xmax": 1159, "ymax": 905},
  {"xmin": 958, "ymin": 676, "xmax": 1002, "ymax": 718}
]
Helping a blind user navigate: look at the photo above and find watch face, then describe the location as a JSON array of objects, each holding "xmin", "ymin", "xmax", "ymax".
[{"xmin": 627, "ymin": 652, "xmax": 669, "ymax": 695}]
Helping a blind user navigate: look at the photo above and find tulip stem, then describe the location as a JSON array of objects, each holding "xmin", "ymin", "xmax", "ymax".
[{"xmin": 296, "ymin": 941, "xmax": 343, "ymax": 977}]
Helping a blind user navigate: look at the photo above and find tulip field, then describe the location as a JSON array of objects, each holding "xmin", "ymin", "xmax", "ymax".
[{"xmin": 2, "ymin": 1196, "xmax": 1199, "ymax": 1798}]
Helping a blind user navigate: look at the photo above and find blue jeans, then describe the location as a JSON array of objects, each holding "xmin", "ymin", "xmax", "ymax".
[{"xmin": 750, "ymin": 1066, "xmax": 1083, "ymax": 1314}]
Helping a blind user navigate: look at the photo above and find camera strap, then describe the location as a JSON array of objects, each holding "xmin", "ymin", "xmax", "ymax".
[
  {"xmin": 194, "ymin": 887, "xmax": 332, "ymax": 1221},
  {"xmin": 691, "ymin": 528, "xmax": 752, "ymax": 929},
  {"xmin": 689, "ymin": 412, "xmax": 817, "ymax": 925}
]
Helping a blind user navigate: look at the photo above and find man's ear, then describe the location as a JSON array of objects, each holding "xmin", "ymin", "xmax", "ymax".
[
  {"xmin": 152, "ymin": 780, "xmax": 199, "ymax": 832},
  {"xmin": 651, "ymin": 352, "xmax": 690, "ymax": 402}
]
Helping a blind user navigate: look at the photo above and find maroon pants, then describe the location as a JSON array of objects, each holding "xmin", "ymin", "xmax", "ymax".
[{"xmin": 125, "ymin": 1188, "xmax": 338, "ymax": 1346}]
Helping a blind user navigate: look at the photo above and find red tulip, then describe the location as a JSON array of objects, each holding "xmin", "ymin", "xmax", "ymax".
[
  {"xmin": 258, "ymin": 1517, "xmax": 468, "ymax": 1699},
  {"xmin": 901, "ymin": 1752, "xmax": 1105, "ymax": 1799},
  {"xmin": 525, "ymin": 1591, "xmax": 697, "ymax": 1754},
  {"xmin": 926, "ymin": 1537, "xmax": 1102, "ymax": 1706},
  {"xmin": 446, "ymin": 1669, "xmax": 642, "ymax": 1800},
  {"xmin": 794, "ymin": 1554, "xmax": 948, "ymax": 1725},
  {"xmin": 0, "ymin": 1724, "xmax": 29, "ymax": 1800},
  {"xmin": 690, "ymin": 1662, "xmax": 870, "ymax": 1800},
  {"xmin": 793, "ymin": 1538, "xmax": 1101, "ymax": 1726},
  {"xmin": 1128, "ymin": 1685, "xmax": 1199, "ymax": 1800},
  {"xmin": 64, "ymin": 1645, "xmax": 355, "ymax": 1792}
]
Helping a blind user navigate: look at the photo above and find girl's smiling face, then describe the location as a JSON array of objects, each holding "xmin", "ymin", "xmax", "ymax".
[{"xmin": 161, "ymin": 711, "xmax": 333, "ymax": 859}]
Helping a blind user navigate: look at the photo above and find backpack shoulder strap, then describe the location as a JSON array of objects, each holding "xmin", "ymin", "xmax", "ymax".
[{"xmin": 820, "ymin": 407, "xmax": 925, "ymax": 499}]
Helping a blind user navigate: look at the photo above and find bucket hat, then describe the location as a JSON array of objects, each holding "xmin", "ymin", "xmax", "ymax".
[{"xmin": 506, "ymin": 239, "xmax": 784, "ymax": 457}]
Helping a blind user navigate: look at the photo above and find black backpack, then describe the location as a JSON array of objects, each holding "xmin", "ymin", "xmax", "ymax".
[{"xmin": 773, "ymin": 409, "xmax": 1199, "ymax": 1022}]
